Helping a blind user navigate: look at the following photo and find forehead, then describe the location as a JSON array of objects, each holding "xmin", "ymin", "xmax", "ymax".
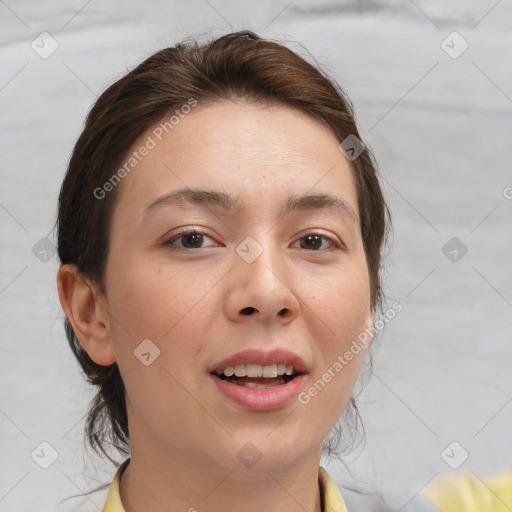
[{"xmin": 112, "ymin": 100, "xmax": 359, "ymax": 222}]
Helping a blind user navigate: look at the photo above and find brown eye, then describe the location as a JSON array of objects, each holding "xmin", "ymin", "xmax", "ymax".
[
  {"xmin": 164, "ymin": 229, "xmax": 217, "ymax": 250},
  {"xmin": 296, "ymin": 233, "xmax": 339, "ymax": 251}
]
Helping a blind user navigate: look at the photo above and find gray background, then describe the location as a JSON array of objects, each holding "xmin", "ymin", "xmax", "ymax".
[{"xmin": 1, "ymin": 1, "xmax": 511, "ymax": 511}]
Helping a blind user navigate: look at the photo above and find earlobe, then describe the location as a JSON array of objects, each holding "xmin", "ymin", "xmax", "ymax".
[
  {"xmin": 56, "ymin": 264, "xmax": 117, "ymax": 366},
  {"xmin": 363, "ymin": 306, "xmax": 376, "ymax": 350}
]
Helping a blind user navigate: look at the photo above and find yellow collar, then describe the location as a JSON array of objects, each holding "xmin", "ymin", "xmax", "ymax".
[{"xmin": 102, "ymin": 459, "xmax": 348, "ymax": 512}]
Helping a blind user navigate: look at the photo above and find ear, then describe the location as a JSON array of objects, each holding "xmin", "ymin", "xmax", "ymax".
[
  {"xmin": 362, "ymin": 301, "xmax": 376, "ymax": 350},
  {"xmin": 56, "ymin": 264, "xmax": 116, "ymax": 366},
  {"xmin": 366, "ymin": 303, "xmax": 376, "ymax": 331}
]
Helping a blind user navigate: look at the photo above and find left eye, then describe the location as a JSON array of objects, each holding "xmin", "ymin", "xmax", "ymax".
[
  {"xmin": 293, "ymin": 233, "xmax": 338, "ymax": 251},
  {"xmin": 163, "ymin": 230, "xmax": 338, "ymax": 251}
]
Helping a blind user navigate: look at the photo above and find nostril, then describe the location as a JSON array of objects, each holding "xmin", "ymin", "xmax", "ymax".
[{"xmin": 241, "ymin": 307, "xmax": 256, "ymax": 315}]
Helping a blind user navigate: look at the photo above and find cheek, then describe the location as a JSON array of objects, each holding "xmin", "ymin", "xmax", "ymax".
[
  {"xmin": 106, "ymin": 254, "xmax": 215, "ymax": 372},
  {"xmin": 308, "ymin": 267, "xmax": 372, "ymax": 338},
  {"xmin": 301, "ymin": 268, "xmax": 371, "ymax": 408},
  {"xmin": 105, "ymin": 259, "xmax": 215, "ymax": 414},
  {"xmin": 108, "ymin": 253, "xmax": 202, "ymax": 330},
  {"xmin": 298, "ymin": 303, "xmax": 368, "ymax": 438}
]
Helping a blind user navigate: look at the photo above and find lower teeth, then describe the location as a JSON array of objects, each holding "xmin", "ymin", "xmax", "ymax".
[{"xmin": 225, "ymin": 378, "xmax": 286, "ymax": 389}]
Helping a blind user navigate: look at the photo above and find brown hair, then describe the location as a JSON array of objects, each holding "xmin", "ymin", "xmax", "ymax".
[{"xmin": 55, "ymin": 30, "xmax": 390, "ymax": 478}]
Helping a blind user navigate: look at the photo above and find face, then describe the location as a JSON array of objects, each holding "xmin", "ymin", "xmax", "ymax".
[{"xmin": 101, "ymin": 99, "xmax": 374, "ymax": 477}]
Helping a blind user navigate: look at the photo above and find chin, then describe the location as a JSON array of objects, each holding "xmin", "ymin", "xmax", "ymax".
[{"xmin": 220, "ymin": 431, "xmax": 317, "ymax": 478}]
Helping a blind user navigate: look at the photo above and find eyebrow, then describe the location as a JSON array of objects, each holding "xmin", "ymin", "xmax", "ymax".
[{"xmin": 144, "ymin": 188, "xmax": 358, "ymax": 223}]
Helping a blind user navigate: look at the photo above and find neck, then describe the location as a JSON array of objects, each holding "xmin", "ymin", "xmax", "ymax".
[{"xmin": 119, "ymin": 442, "xmax": 323, "ymax": 512}]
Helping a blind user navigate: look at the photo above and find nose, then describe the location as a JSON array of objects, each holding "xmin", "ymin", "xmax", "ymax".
[{"xmin": 224, "ymin": 236, "xmax": 300, "ymax": 325}]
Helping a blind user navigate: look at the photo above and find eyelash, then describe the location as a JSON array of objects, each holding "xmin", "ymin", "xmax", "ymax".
[{"xmin": 163, "ymin": 228, "xmax": 342, "ymax": 252}]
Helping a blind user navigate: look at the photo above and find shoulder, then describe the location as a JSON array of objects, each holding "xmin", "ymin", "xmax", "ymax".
[
  {"xmin": 320, "ymin": 466, "xmax": 439, "ymax": 512},
  {"xmin": 54, "ymin": 488, "xmax": 110, "ymax": 512},
  {"xmin": 322, "ymin": 466, "xmax": 512, "ymax": 512},
  {"xmin": 339, "ymin": 485, "xmax": 441, "ymax": 512},
  {"xmin": 420, "ymin": 470, "xmax": 512, "ymax": 512}
]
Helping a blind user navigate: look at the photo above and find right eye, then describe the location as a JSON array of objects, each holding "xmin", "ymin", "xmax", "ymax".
[{"xmin": 162, "ymin": 229, "xmax": 218, "ymax": 250}]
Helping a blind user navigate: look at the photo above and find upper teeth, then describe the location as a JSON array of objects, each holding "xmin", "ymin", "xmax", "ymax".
[{"xmin": 219, "ymin": 363, "xmax": 295, "ymax": 378}]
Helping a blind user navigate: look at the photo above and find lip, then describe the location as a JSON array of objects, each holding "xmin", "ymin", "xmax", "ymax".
[
  {"xmin": 210, "ymin": 373, "xmax": 306, "ymax": 411},
  {"xmin": 209, "ymin": 348, "xmax": 308, "ymax": 375}
]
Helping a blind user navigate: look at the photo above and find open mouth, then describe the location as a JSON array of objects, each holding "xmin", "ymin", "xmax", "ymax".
[{"xmin": 212, "ymin": 372, "xmax": 298, "ymax": 389}]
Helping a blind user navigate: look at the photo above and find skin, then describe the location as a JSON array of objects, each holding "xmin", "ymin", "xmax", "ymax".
[{"xmin": 57, "ymin": 99, "xmax": 375, "ymax": 512}]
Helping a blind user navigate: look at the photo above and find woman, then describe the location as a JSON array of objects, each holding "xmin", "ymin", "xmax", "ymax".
[{"xmin": 55, "ymin": 30, "xmax": 507, "ymax": 512}]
